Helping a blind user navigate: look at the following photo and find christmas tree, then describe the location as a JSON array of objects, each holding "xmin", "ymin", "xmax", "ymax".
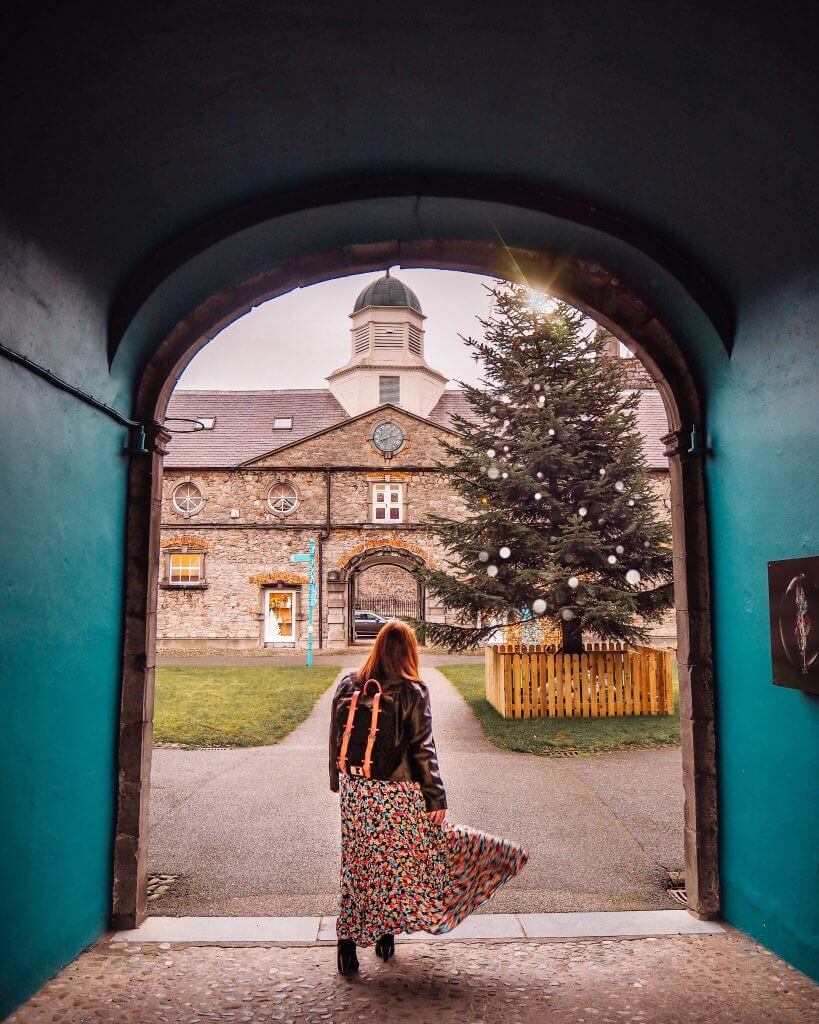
[{"xmin": 416, "ymin": 282, "xmax": 674, "ymax": 653}]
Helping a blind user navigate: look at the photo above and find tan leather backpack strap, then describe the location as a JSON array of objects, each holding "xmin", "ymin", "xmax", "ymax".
[
  {"xmin": 336, "ymin": 688, "xmax": 360, "ymax": 774},
  {"xmin": 362, "ymin": 691, "xmax": 381, "ymax": 778}
]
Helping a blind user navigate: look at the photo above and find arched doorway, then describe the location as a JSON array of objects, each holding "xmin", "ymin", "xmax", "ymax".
[
  {"xmin": 113, "ymin": 237, "xmax": 716, "ymax": 931},
  {"xmin": 331, "ymin": 544, "xmax": 430, "ymax": 645}
]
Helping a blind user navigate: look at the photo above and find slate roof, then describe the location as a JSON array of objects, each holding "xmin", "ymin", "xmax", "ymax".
[
  {"xmin": 164, "ymin": 387, "xmax": 670, "ymax": 469},
  {"xmin": 164, "ymin": 390, "xmax": 347, "ymax": 467},
  {"xmin": 631, "ymin": 389, "xmax": 669, "ymax": 468}
]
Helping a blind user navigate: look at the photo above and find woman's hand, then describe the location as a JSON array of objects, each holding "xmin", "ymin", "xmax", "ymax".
[{"xmin": 426, "ymin": 808, "xmax": 446, "ymax": 826}]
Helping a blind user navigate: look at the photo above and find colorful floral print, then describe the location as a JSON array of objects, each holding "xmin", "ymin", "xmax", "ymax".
[{"xmin": 336, "ymin": 775, "xmax": 528, "ymax": 946}]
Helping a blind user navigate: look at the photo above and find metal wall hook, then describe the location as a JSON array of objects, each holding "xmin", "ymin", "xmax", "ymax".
[{"xmin": 688, "ymin": 424, "xmax": 711, "ymax": 457}]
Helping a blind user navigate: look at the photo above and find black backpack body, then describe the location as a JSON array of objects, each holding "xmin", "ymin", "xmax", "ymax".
[{"xmin": 335, "ymin": 673, "xmax": 403, "ymax": 780}]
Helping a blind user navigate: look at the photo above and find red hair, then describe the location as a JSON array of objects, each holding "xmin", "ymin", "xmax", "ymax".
[{"xmin": 358, "ymin": 620, "xmax": 421, "ymax": 685}]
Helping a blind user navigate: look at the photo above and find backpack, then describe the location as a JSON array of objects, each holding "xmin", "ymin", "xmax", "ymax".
[{"xmin": 335, "ymin": 673, "xmax": 403, "ymax": 780}]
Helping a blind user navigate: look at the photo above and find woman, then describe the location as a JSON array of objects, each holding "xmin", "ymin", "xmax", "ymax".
[{"xmin": 329, "ymin": 620, "xmax": 528, "ymax": 975}]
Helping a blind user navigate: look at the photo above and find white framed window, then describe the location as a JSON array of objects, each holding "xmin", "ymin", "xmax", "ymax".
[
  {"xmin": 273, "ymin": 417, "xmax": 293, "ymax": 430},
  {"xmin": 379, "ymin": 375, "xmax": 400, "ymax": 404},
  {"xmin": 372, "ymin": 482, "xmax": 404, "ymax": 523},
  {"xmin": 172, "ymin": 480, "xmax": 204, "ymax": 516},
  {"xmin": 168, "ymin": 551, "xmax": 204, "ymax": 586},
  {"xmin": 267, "ymin": 480, "xmax": 299, "ymax": 515}
]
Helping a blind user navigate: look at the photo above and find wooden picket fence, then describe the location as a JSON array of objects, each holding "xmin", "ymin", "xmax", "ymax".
[{"xmin": 485, "ymin": 642, "xmax": 675, "ymax": 718}]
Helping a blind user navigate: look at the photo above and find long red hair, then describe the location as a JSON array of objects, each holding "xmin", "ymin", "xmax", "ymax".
[{"xmin": 358, "ymin": 620, "xmax": 421, "ymax": 685}]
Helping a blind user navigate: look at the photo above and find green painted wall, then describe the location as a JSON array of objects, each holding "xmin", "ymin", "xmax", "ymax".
[
  {"xmin": 0, "ymin": 226, "xmax": 132, "ymax": 1015},
  {"xmin": 0, "ymin": 360, "xmax": 129, "ymax": 1017},
  {"xmin": 706, "ymin": 274, "xmax": 819, "ymax": 978}
]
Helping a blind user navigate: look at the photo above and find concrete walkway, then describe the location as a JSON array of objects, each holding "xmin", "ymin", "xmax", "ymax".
[{"xmin": 148, "ymin": 661, "xmax": 683, "ymax": 916}]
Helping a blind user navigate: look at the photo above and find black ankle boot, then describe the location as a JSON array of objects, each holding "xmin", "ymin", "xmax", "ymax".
[
  {"xmin": 337, "ymin": 939, "xmax": 359, "ymax": 975},
  {"xmin": 375, "ymin": 933, "xmax": 395, "ymax": 961}
]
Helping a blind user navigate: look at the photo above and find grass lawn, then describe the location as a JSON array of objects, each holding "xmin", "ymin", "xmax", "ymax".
[
  {"xmin": 153, "ymin": 664, "xmax": 341, "ymax": 747},
  {"xmin": 439, "ymin": 663, "xmax": 680, "ymax": 758}
]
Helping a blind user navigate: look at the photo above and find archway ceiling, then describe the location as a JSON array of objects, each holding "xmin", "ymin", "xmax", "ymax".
[{"xmin": 3, "ymin": 3, "xmax": 816, "ymax": 367}]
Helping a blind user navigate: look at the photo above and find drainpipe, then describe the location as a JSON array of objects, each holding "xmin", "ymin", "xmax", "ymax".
[{"xmin": 317, "ymin": 468, "xmax": 332, "ymax": 649}]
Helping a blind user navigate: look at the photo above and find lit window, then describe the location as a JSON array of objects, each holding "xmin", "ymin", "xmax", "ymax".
[
  {"xmin": 268, "ymin": 480, "xmax": 299, "ymax": 515},
  {"xmin": 379, "ymin": 375, "xmax": 400, "ymax": 404},
  {"xmin": 372, "ymin": 482, "xmax": 403, "ymax": 523},
  {"xmin": 197, "ymin": 417, "xmax": 216, "ymax": 429},
  {"xmin": 172, "ymin": 481, "xmax": 204, "ymax": 515},
  {"xmin": 168, "ymin": 552, "xmax": 204, "ymax": 586},
  {"xmin": 273, "ymin": 417, "xmax": 293, "ymax": 429}
]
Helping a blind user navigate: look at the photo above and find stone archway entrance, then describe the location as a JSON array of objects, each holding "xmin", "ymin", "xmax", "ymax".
[
  {"xmin": 114, "ymin": 235, "xmax": 718, "ymax": 931},
  {"xmin": 354, "ymin": 563, "xmax": 422, "ymax": 622},
  {"xmin": 327, "ymin": 543, "xmax": 436, "ymax": 646}
]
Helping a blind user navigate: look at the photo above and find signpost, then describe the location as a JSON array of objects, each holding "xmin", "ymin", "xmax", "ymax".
[{"xmin": 290, "ymin": 536, "xmax": 317, "ymax": 667}]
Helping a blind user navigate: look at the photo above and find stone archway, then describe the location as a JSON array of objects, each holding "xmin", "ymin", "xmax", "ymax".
[
  {"xmin": 114, "ymin": 236, "xmax": 717, "ymax": 930},
  {"xmin": 329, "ymin": 543, "xmax": 436, "ymax": 647}
]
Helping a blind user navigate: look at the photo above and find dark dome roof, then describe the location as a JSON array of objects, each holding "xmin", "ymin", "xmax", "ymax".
[{"xmin": 353, "ymin": 273, "xmax": 422, "ymax": 313}]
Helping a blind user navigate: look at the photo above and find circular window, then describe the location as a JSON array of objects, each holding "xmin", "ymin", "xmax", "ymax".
[
  {"xmin": 172, "ymin": 480, "xmax": 204, "ymax": 516},
  {"xmin": 268, "ymin": 480, "xmax": 299, "ymax": 515}
]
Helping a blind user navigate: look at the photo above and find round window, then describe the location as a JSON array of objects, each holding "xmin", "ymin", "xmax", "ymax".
[
  {"xmin": 172, "ymin": 480, "xmax": 204, "ymax": 515},
  {"xmin": 268, "ymin": 480, "xmax": 298, "ymax": 515}
]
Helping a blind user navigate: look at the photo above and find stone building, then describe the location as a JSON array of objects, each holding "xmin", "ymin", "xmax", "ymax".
[{"xmin": 157, "ymin": 274, "xmax": 673, "ymax": 650}]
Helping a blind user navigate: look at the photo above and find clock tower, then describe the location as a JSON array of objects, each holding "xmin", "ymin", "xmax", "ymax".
[{"xmin": 326, "ymin": 271, "xmax": 448, "ymax": 418}]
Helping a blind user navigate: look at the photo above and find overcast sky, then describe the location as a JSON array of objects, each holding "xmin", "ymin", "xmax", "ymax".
[{"xmin": 177, "ymin": 268, "xmax": 500, "ymax": 391}]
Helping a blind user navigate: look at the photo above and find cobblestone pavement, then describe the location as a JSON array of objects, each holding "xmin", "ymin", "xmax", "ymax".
[
  {"xmin": 149, "ymin": 663, "xmax": 683, "ymax": 916},
  {"xmin": 9, "ymin": 933, "xmax": 817, "ymax": 1023}
]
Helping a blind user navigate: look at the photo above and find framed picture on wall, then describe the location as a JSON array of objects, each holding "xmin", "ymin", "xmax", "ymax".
[{"xmin": 768, "ymin": 555, "xmax": 819, "ymax": 694}]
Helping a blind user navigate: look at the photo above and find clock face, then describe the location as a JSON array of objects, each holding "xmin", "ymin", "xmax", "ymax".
[{"xmin": 372, "ymin": 420, "xmax": 405, "ymax": 454}]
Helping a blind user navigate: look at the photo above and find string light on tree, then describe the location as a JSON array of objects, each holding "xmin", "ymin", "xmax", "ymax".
[
  {"xmin": 499, "ymin": 546, "xmax": 511, "ymax": 559},
  {"xmin": 568, "ymin": 576, "xmax": 580, "ymax": 589},
  {"xmin": 532, "ymin": 598, "xmax": 547, "ymax": 615},
  {"xmin": 626, "ymin": 569, "xmax": 642, "ymax": 585},
  {"xmin": 486, "ymin": 564, "xmax": 499, "ymax": 577},
  {"xmin": 478, "ymin": 551, "xmax": 489, "ymax": 562}
]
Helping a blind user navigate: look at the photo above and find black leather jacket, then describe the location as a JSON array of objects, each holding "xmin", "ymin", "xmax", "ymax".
[{"xmin": 329, "ymin": 673, "xmax": 447, "ymax": 811}]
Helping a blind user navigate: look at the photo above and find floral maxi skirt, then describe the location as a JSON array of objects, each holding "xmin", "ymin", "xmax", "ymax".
[{"xmin": 336, "ymin": 775, "xmax": 528, "ymax": 946}]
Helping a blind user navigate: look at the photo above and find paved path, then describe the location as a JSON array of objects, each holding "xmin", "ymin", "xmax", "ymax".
[
  {"xmin": 149, "ymin": 661, "xmax": 683, "ymax": 916},
  {"xmin": 11, "ymin": 933, "xmax": 817, "ymax": 1024}
]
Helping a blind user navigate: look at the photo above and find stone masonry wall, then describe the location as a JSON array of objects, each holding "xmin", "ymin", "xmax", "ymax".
[
  {"xmin": 356, "ymin": 564, "xmax": 419, "ymax": 602},
  {"xmin": 157, "ymin": 405, "xmax": 675, "ymax": 650}
]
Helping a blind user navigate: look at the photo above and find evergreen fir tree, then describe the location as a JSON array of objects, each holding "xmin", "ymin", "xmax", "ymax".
[{"xmin": 416, "ymin": 282, "xmax": 674, "ymax": 653}]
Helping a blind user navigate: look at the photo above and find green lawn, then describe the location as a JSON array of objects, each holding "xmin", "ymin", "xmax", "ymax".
[
  {"xmin": 439, "ymin": 663, "xmax": 680, "ymax": 757},
  {"xmin": 153, "ymin": 665, "xmax": 341, "ymax": 747}
]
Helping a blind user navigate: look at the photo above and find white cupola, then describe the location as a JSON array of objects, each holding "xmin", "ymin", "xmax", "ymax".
[{"xmin": 326, "ymin": 271, "xmax": 448, "ymax": 417}]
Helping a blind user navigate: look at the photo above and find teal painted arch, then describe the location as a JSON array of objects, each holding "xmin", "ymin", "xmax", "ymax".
[{"xmin": 108, "ymin": 193, "xmax": 729, "ymax": 427}]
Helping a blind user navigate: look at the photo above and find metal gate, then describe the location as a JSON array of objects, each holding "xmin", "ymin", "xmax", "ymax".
[{"xmin": 354, "ymin": 595, "xmax": 423, "ymax": 621}]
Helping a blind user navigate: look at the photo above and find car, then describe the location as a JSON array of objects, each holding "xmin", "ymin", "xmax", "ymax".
[{"xmin": 354, "ymin": 610, "xmax": 389, "ymax": 638}]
